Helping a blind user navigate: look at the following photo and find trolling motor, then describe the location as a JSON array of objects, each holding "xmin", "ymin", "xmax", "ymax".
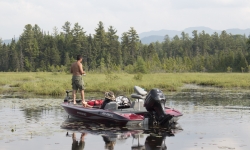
[
  {"xmin": 64, "ymin": 90, "xmax": 82, "ymax": 103},
  {"xmin": 64, "ymin": 90, "xmax": 72, "ymax": 102},
  {"xmin": 144, "ymin": 89, "xmax": 173, "ymax": 126}
]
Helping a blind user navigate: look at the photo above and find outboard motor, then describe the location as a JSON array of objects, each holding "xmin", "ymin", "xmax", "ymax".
[{"xmin": 144, "ymin": 89, "xmax": 172, "ymax": 126}]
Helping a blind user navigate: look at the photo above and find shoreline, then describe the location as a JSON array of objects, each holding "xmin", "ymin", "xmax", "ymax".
[
  {"xmin": 1, "ymin": 84, "xmax": 250, "ymax": 100},
  {"xmin": 1, "ymin": 72, "xmax": 250, "ymax": 99}
]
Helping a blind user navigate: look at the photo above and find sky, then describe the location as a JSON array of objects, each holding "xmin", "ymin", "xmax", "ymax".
[{"xmin": 1, "ymin": 0, "xmax": 250, "ymax": 39}]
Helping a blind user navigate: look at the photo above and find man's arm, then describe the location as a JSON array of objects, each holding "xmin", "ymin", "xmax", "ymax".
[
  {"xmin": 78, "ymin": 63, "xmax": 85, "ymax": 75},
  {"xmin": 70, "ymin": 64, "xmax": 73, "ymax": 73}
]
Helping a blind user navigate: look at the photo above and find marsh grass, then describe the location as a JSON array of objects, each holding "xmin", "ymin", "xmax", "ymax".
[{"xmin": 1, "ymin": 72, "xmax": 250, "ymax": 96}]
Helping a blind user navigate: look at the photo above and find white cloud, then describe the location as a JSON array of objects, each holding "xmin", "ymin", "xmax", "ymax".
[
  {"xmin": 0, "ymin": 0, "xmax": 250, "ymax": 39},
  {"xmin": 170, "ymin": 0, "xmax": 250, "ymax": 9}
]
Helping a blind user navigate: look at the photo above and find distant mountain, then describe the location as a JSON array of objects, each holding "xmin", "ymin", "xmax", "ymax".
[
  {"xmin": 2, "ymin": 39, "xmax": 12, "ymax": 45},
  {"xmin": 140, "ymin": 35, "xmax": 165, "ymax": 44},
  {"xmin": 183, "ymin": 26, "xmax": 220, "ymax": 35},
  {"xmin": 226, "ymin": 28, "xmax": 250, "ymax": 35},
  {"xmin": 2, "ymin": 37, "xmax": 19, "ymax": 45},
  {"xmin": 139, "ymin": 27, "xmax": 250, "ymax": 44},
  {"xmin": 139, "ymin": 29, "xmax": 180, "ymax": 39}
]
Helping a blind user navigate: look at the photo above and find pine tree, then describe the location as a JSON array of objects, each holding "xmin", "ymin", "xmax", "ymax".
[
  {"xmin": 19, "ymin": 24, "xmax": 39, "ymax": 71},
  {"xmin": 121, "ymin": 32, "xmax": 129, "ymax": 66},
  {"xmin": 135, "ymin": 56, "xmax": 147, "ymax": 73},
  {"xmin": 192, "ymin": 30, "xmax": 199, "ymax": 56},
  {"xmin": 0, "ymin": 43, "xmax": 9, "ymax": 71},
  {"xmin": 127, "ymin": 27, "xmax": 139, "ymax": 65},
  {"xmin": 162, "ymin": 35, "xmax": 171, "ymax": 58},
  {"xmin": 106, "ymin": 26, "xmax": 121, "ymax": 66},
  {"xmin": 9, "ymin": 39, "xmax": 20, "ymax": 71},
  {"xmin": 87, "ymin": 34, "xmax": 97, "ymax": 70},
  {"xmin": 94, "ymin": 21, "xmax": 107, "ymax": 68},
  {"xmin": 72, "ymin": 23, "xmax": 86, "ymax": 55}
]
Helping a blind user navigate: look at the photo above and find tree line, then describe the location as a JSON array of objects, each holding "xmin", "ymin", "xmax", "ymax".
[{"xmin": 0, "ymin": 21, "xmax": 250, "ymax": 73}]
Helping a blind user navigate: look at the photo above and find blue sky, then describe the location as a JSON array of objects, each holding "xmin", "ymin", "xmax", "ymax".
[{"xmin": 1, "ymin": 0, "xmax": 250, "ymax": 39}]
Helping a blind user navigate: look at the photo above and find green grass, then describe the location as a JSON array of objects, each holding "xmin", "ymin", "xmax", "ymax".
[{"xmin": 1, "ymin": 72, "xmax": 250, "ymax": 96}]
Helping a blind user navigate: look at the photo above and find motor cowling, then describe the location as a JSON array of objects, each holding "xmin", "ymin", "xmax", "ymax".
[{"xmin": 144, "ymin": 89, "xmax": 172, "ymax": 126}]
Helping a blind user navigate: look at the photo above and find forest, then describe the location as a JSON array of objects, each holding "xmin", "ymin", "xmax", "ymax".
[{"xmin": 0, "ymin": 21, "xmax": 250, "ymax": 73}]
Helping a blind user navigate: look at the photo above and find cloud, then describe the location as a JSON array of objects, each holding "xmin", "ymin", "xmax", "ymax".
[
  {"xmin": 170, "ymin": 0, "xmax": 250, "ymax": 9},
  {"xmin": 0, "ymin": 0, "xmax": 250, "ymax": 39}
]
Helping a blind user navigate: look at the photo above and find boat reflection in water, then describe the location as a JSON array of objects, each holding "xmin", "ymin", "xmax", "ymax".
[{"xmin": 61, "ymin": 118, "xmax": 183, "ymax": 150}]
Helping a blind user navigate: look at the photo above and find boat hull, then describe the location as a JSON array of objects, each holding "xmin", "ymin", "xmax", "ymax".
[
  {"xmin": 61, "ymin": 103, "xmax": 144, "ymax": 126},
  {"xmin": 61, "ymin": 103, "xmax": 182, "ymax": 126}
]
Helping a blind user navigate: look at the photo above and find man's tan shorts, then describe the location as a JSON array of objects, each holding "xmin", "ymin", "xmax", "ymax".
[{"xmin": 72, "ymin": 76, "xmax": 85, "ymax": 91}]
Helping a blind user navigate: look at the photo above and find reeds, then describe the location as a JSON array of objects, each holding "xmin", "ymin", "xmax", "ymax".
[{"xmin": 1, "ymin": 72, "xmax": 250, "ymax": 96}]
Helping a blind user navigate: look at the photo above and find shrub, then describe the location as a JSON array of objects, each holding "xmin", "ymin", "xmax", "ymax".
[
  {"xmin": 227, "ymin": 66, "xmax": 232, "ymax": 73},
  {"xmin": 124, "ymin": 65, "xmax": 135, "ymax": 74},
  {"xmin": 133, "ymin": 73, "xmax": 143, "ymax": 81}
]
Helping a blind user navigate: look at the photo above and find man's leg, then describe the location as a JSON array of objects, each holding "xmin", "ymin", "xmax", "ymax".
[
  {"xmin": 73, "ymin": 90, "xmax": 77, "ymax": 104},
  {"xmin": 80, "ymin": 90, "xmax": 87, "ymax": 106},
  {"xmin": 72, "ymin": 132, "xmax": 76, "ymax": 141},
  {"xmin": 80, "ymin": 90, "xmax": 92, "ymax": 108},
  {"xmin": 80, "ymin": 89, "xmax": 85, "ymax": 102}
]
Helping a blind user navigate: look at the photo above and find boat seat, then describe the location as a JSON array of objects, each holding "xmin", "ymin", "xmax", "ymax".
[
  {"xmin": 131, "ymin": 94, "xmax": 146, "ymax": 99},
  {"xmin": 104, "ymin": 102, "xmax": 118, "ymax": 111},
  {"xmin": 134, "ymin": 86, "xmax": 147, "ymax": 96}
]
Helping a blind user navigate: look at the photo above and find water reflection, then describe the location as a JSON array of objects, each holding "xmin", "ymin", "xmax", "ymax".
[
  {"xmin": 0, "ymin": 98, "xmax": 249, "ymax": 150},
  {"xmin": 61, "ymin": 118, "xmax": 183, "ymax": 150},
  {"xmin": 72, "ymin": 132, "xmax": 86, "ymax": 150},
  {"xmin": 102, "ymin": 135, "xmax": 116, "ymax": 150}
]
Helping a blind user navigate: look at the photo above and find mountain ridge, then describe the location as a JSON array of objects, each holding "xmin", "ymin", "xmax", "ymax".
[{"xmin": 139, "ymin": 27, "xmax": 250, "ymax": 44}]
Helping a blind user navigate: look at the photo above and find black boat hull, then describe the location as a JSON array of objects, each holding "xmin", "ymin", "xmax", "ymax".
[
  {"xmin": 61, "ymin": 103, "xmax": 144, "ymax": 126},
  {"xmin": 61, "ymin": 103, "xmax": 182, "ymax": 126}
]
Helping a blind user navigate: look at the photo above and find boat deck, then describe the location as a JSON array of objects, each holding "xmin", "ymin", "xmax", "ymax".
[{"xmin": 114, "ymin": 108, "xmax": 148, "ymax": 114}]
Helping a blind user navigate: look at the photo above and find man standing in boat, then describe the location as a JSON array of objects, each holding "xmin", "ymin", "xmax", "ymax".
[{"xmin": 70, "ymin": 55, "xmax": 92, "ymax": 107}]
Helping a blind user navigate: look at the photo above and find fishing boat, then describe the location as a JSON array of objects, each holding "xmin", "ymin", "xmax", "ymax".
[{"xmin": 61, "ymin": 86, "xmax": 182, "ymax": 126}]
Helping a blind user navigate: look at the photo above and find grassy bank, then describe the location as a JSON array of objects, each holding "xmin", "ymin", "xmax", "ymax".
[{"xmin": 1, "ymin": 72, "xmax": 250, "ymax": 96}]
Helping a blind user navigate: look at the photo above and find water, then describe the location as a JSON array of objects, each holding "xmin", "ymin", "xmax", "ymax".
[{"xmin": 0, "ymin": 97, "xmax": 250, "ymax": 150}]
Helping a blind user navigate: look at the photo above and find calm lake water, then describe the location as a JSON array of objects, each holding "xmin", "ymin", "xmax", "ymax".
[{"xmin": 0, "ymin": 96, "xmax": 249, "ymax": 150}]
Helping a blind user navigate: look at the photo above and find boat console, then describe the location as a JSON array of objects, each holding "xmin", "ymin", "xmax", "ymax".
[{"xmin": 103, "ymin": 102, "xmax": 118, "ymax": 111}]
